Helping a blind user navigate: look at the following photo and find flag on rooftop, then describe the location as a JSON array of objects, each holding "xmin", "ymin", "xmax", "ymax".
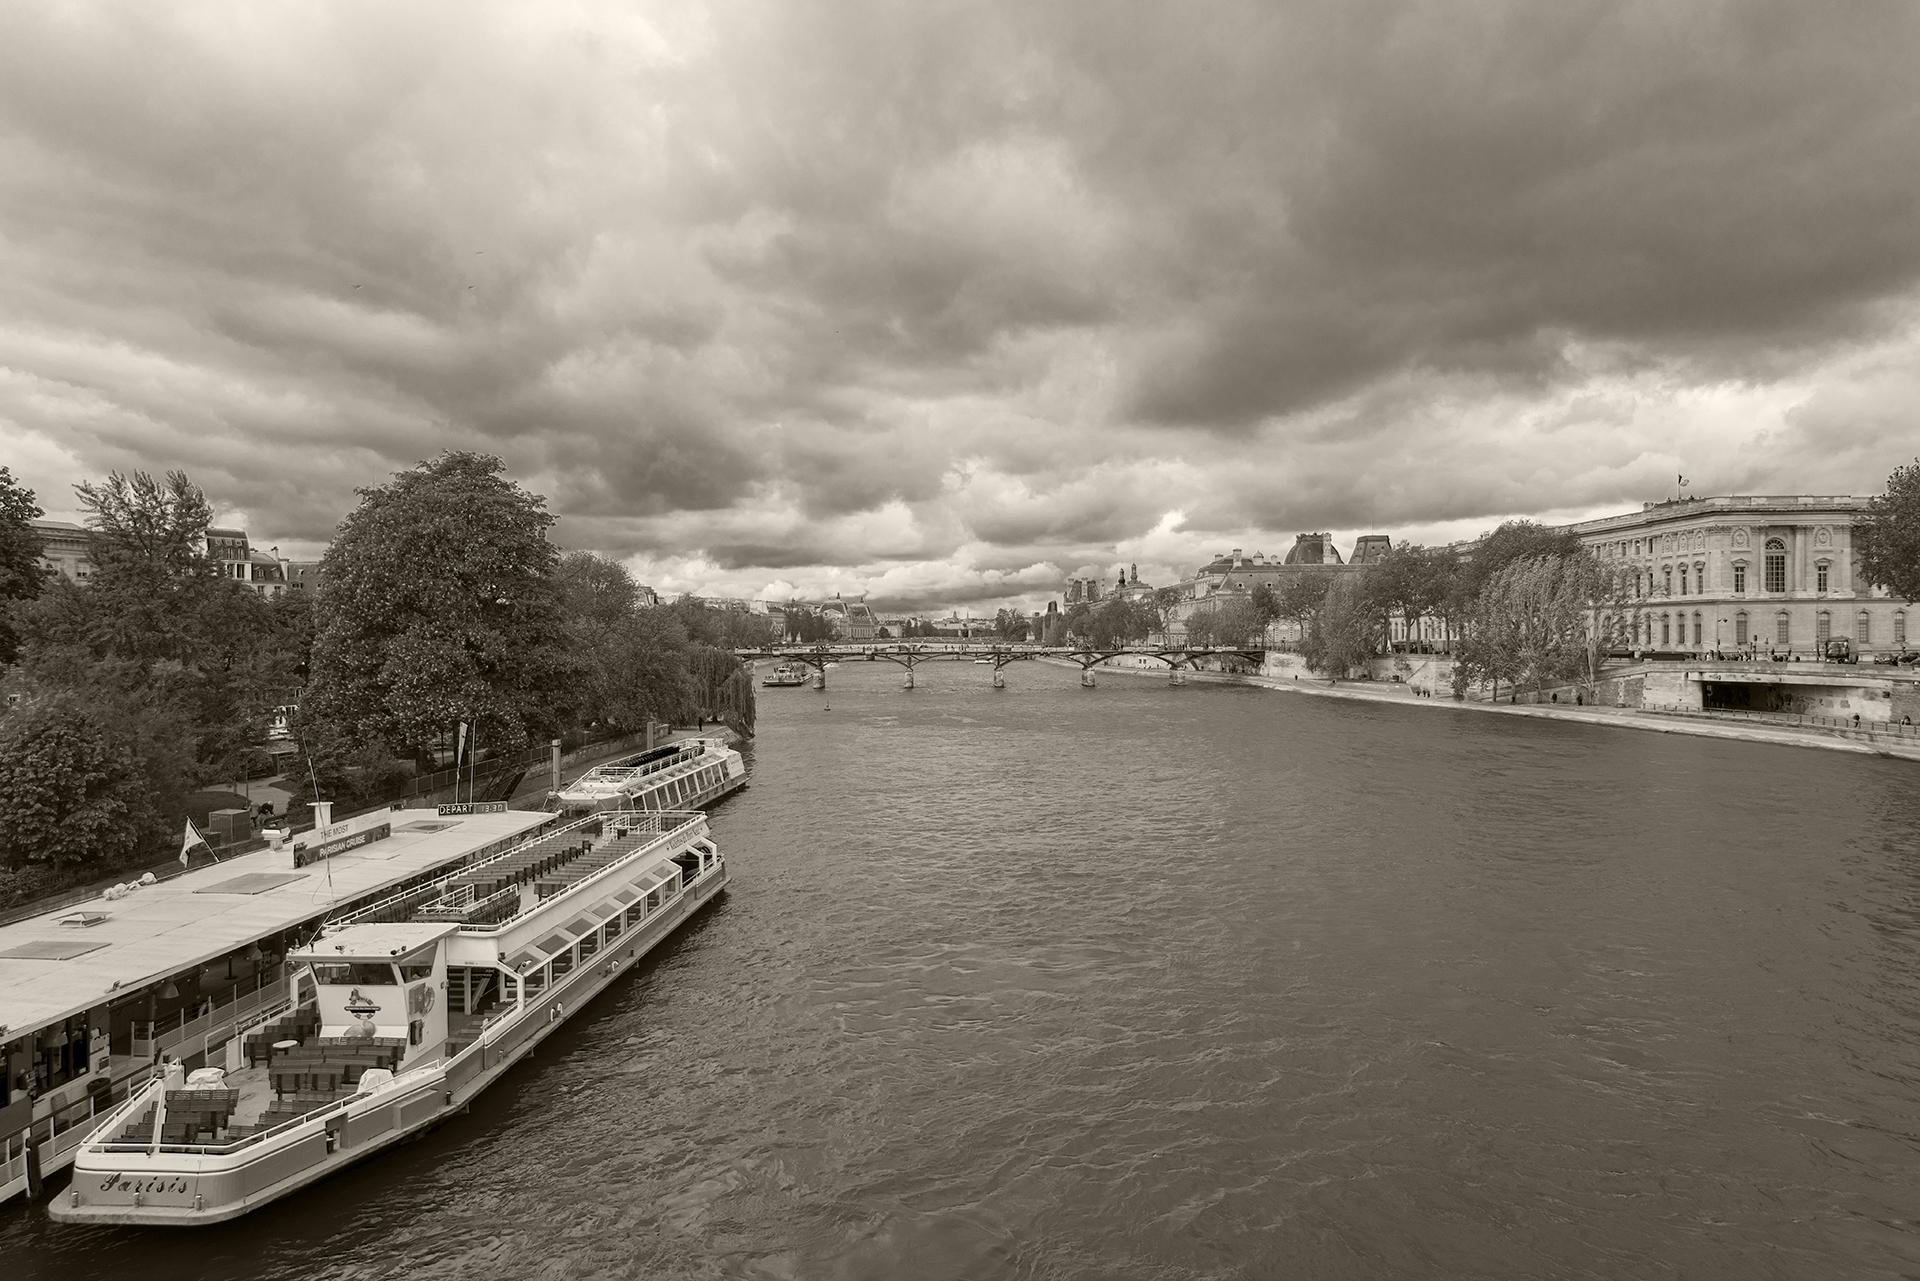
[{"xmin": 180, "ymin": 819, "xmax": 213, "ymax": 866}]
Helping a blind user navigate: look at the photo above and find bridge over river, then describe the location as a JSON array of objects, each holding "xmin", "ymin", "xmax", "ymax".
[{"xmin": 736, "ymin": 642, "xmax": 1267, "ymax": 689}]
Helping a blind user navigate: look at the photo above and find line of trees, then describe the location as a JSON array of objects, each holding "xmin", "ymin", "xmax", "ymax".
[
  {"xmin": 1, "ymin": 467, "xmax": 314, "ymax": 881},
  {"xmin": 0, "ymin": 454, "xmax": 759, "ymax": 895}
]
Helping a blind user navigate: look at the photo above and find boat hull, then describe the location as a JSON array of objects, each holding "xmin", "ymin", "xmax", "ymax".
[{"xmin": 50, "ymin": 870, "xmax": 730, "ymax": 1227}]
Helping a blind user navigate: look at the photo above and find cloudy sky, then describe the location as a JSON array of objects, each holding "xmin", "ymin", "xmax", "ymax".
[{"xmin": 5, "ymin": 1, "xmax": 1919, "ymax": 613}]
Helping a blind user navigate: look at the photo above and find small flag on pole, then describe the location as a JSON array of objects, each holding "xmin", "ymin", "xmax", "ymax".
[
  {"xmin": 1677, "ymin": 474, "xmax": 1690, "ymax": 487},
  {"xmin": 180, "ymin": 819, "xmax": 212, "ymax": 867}
]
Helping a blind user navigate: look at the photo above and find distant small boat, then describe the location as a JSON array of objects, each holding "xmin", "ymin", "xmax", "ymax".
[
  {"xmin": 973, "ymin": 658, "xmax": 992, "ymax": 665},
  {"xmin": 761, "ymin": 662, "xmax": 808, "ymax": 688}
]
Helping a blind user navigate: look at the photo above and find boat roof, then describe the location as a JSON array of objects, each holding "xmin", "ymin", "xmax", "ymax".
[
  {"xmin": 0, "ymin": 808, "xmax": 552, "ymax": 1038},
  {"xmin": 294, "ymin": 921, "xmax": 458, "ymax": 963}
]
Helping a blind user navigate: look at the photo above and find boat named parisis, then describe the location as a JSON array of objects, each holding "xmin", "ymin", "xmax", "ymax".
[{"xmin": 52, "ymin": 808, "xmax": 727, "ymax": 1226}]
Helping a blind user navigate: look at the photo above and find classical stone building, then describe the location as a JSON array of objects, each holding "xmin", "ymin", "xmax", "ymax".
[
  {"xmin": 1567, "ymin": 495, "xmax": 1910, "ymax": 656},
  {"xmin": 27, "ymin": 519, "xmax": 92, "ymax": 583},
  {"xmin": 819, "ymin": 595, "xmax": 878, "ymax": 641}
]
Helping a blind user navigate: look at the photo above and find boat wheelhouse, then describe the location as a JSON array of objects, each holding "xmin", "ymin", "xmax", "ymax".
[
  {"xmin": 53, "ymin": 809, "xmax": 727, "ymax": 1226},
  {"xmin": 549, "ymin": 735, "xmax": 744, "ymax": 816}
]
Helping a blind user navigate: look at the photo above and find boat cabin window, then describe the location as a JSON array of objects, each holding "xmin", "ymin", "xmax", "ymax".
[
  {"xmin": 309, "ymin": 961, "xmax": 400, "ymax": 986},
  {"xmin": 398, "ymin": 961, "xmax": 435, "ymax": 982}
]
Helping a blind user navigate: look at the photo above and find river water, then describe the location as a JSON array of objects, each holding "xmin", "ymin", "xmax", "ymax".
[{"xmin": 10, "ymin": 660, "xmax": 1920, "ymax": 1279}]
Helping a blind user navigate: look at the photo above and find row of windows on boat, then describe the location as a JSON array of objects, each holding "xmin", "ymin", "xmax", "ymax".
[
  {"xmin": 519, "ymin": 857, "xmax": 716, "ymax": 993},
  {"xmin": 634, "ymin": 765, "xmax": 726, "ymax": 808}
]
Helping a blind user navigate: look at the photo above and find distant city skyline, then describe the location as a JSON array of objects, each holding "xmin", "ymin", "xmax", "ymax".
[{"xmin": 6, "ymin": 3, "xmax": 1919, "ymax": 615}]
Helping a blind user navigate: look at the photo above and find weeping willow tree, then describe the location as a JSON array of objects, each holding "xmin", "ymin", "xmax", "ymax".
[{"xmin": 691, "ymin": 645, "xmax": 756, "ymax": 738}]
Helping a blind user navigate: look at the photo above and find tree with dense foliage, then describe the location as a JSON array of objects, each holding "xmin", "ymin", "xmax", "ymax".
[
  {"xmin": 1461, "ymin": 520, "xmax": 1582, "ymax": 599},
  {"xmin": 991, "ymin": 608, "xmax": 1030, "ymax": 641},
  {"xmin": 1366, "ymin": 545, "xmax": 1438, "ymax": 649},
  {"xmin": 783, "ymin": 605, "xmax": 836, "ymax": 643},
  {"xmin": 60, "ymin": 470, "xmax": 219, "ymax": 665},
  {"xmin": 1452, "ymin": 553, "xmax": 1617, "ymax": 701},
  {"xmin": 11, "ymin": 468, "xmax": 296, "ymax": 813},
  {"xmin": 1301, "ymin": 575, "xmax": 1379, "ymax": 676},
  {"xmin": 306, "ymin": 452, "xmax": 573, "ymax": 763},
  {"xmin": 1194, "ymin": 595, "xmax": 1261, "ymax": 647},
  {"xmin": 665, "ymin": 595, "xmax": 775, "ymax": 651},
  {"xmin": 0, "ymin": 467, "xmax": 47, "ymax": 664},
  {"xmin": 1276, "ymin": 573, "xmax": 1332, "ymax": 638},
  {"xmin": 689, "ymin": 643, "xmax": 756, "ymax": 735},
  {"xmin": 595, "ymin": 609, "xmax": 699, "ymax": 729},
  {"xmin": 1858, "ymin": 458, "xmax": 1920, "ymax": 605},
  {"xmin": 556, "ymin": 550, "xmax": 640, "ymax": 631},
  {"xmin": 1082, "ymin": 596, "xmax": 1151, "ymax": 648},
  {"xmin": 0, "ymin": 694, "xmax": 158, "ymax": 871}
]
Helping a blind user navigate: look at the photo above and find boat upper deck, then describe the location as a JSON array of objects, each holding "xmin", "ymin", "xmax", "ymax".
[
  {"xmin": 336, "ymin": 810, "xmax": 709, "ymax": 935},
  {"xmin": 0, "ymin": 808, "xmax": 553, "ymax": 1038},
  {"xmin": 558, "ymin": 737, "xmax": 731, "ymax": 797}
]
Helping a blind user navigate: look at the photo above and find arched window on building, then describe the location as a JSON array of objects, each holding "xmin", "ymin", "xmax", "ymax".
[
  {"xmin": 1633, "ymin": 572, "xmax": 1642, "ymax": 599},
  {"xmin": 1776, "ymin": 611, "xmax": 1790, "ymax": 645},
  {"xmin": 1660, "ymin": 613, "xmax": 1671, "ymax": 646},
  {"xmin": 1816, "ymin": 561, "xmax": 1830, "ymax": 593},
  {"xmin": 1857, "ymin": 611, "xmax": 1871, "ymax": 645},
  {"xmin": 1695, "ymin": 561, "xmax": 1706, "ymax": 594},
  {"xmin": 1679, "ymin": 565, "xmax": 1689, "ymax": 596},
  {"xmin": 1764, "ymin": 539, "xmax": 1787, "ymax": 593},
  {"xmin": 1732, "ymin": 561, "xmax": 1747, "ymax": 593},
  {"xmin": 1816, "ymin": 611, "xmax": 1831, "ymax": 649},
  {"xmin": 1897, "ymin": 611, "xmax": 1908, "ymax": 648},
  {"xmin": 1692, "ymin": 612, "xmax": 1703, "ymax": 646},
  {"xmin": 1734, "ymin": 611, "xmax": 1749, "ymax": 645},
  {"xmin": 1663, "ymin": 566, "xmax": 1673, "ymax": 596}
]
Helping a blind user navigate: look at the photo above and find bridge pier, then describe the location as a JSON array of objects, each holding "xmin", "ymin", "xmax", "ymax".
[
  {"xmin": 903, "ymin": 669, "xmax": 915, "ymax": 689},
  {"xmin": 1080, "ymin": 669, "xmax": 1096, "ymax": 689}
]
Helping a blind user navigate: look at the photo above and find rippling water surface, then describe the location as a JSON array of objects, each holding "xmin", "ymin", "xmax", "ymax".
[{"xmin": 12, "ymin": 662, "xmax": 1920, "ymax": 1279}]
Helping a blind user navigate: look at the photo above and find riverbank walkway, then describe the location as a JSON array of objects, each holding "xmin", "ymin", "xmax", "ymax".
[{"xmin": 1050, "ymin": 657, "xmax": 1920, "ymax": 764}]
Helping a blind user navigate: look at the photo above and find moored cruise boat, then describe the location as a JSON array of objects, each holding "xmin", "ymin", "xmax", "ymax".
[
  {"xmin": 761, "ymin": 662, "xmax": 808, "ymax": 687},
  {"xmin": 53, "ymin": 809, "xmax": 728, "ymax": 1226},
  {"xmin": 549, "ymin": 735, "xmax": 745, "ymax": 816}
]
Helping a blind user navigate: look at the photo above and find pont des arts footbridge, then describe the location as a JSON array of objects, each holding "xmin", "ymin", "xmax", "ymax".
[
  {"xmin": 10, "ymin": 660, "xmax": 1920, "ymax": 1279},
  {"xmin": 740, "ymin": 640, "xmax": 1269, "ymax": 688}
]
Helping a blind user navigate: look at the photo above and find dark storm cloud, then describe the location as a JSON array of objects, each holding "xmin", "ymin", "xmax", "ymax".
[
  {"xmin": 3, "ymin": 0, "xmax": 1919, "ymax": 610},
  {"xmin": 1105, "ymin": 4, "xmax": 1920, "ymax": 428}
]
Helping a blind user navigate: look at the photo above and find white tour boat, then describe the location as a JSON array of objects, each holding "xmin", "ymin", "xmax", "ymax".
[
  {"xmin": 761, "ymin": 662, "xmax": 809, "ymax": 688},
  {"xmin": 52, "ymin": 809, "xmax": 728, "ymax": 1226},
  {"xmin": 550, "ymin": 736, "xmax": 745, "ymax": 816}
]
